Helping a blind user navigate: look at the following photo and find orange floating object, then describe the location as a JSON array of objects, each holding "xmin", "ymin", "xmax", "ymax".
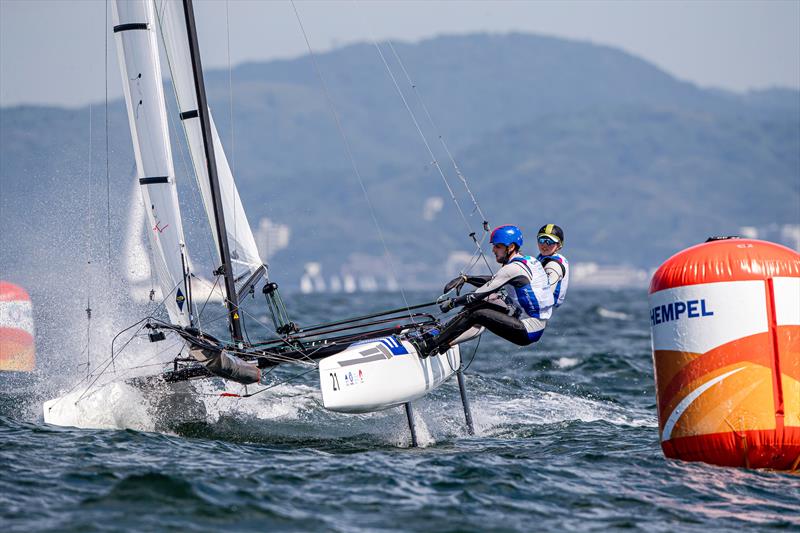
[
  {"xmin": 649, "ymin": 238, "xmax": 800, "ymax": 469},
  {"xmin": 0, "ymin": 282, "xmax": 35, "ymax": 372}
]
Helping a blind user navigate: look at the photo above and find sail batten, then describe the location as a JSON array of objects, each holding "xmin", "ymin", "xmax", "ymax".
[{"xmin": 112, "ymin": 0, "xmax": 191, "ymax": 326}]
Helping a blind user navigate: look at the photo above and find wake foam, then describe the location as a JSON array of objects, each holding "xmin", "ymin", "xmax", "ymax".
[
  {"xmin": 555, "ymin": 357, "xmax": 580, "ymax": 368},
  {"xmin": 472, "ymin": 388, "xmax": 657, "ymax": 434},
  {"xmin": 43, "ymin": 382, "xmax": 155, "ymax": 431},
  {"xmin": 199, "ymin": 381, "xmax": 442, "ymax": 447},
  {"xmin": 40, "ymin": 376, "xmax": 439, "ymax": 447},
  {"xmin": 596, "ymin": 307, "xmax": 632, "ymax": 320}
]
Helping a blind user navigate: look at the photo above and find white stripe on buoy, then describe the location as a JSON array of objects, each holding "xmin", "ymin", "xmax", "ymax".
[{"xmin": 661, "ymin": 367, "xmax": 746, "ymax": 442}]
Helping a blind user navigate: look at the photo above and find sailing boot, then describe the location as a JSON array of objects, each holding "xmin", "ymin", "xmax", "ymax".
[{"xmin": 419, "ymin": 311, "xmax": 473, "ymax": 358}]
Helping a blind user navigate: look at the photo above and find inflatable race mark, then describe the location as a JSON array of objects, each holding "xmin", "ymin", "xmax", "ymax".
[
  {"xmin": 0, "ymin": 282, "xmax": 35, "ymax": 372},
  {"xmin": 650, "ymin": 239, "xmax": 799, "ymax": 469}
]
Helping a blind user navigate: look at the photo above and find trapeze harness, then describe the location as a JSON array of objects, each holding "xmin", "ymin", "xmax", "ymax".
[
  {"xmin": 537, "ymin": 252, "xmax": 569, "ymax": 308},
  {"xmin": 434, "ymin": 255, "xmax": 553, "ymax": 350}
]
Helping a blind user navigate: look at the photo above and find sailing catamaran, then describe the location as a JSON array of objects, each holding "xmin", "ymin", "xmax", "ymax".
[{"xmin": 44, "ymin": 0, "xmax": 479, "ymax": 444}]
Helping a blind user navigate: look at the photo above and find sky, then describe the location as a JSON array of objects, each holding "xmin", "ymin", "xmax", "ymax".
[{"xmin": 0, "ymin": 0, "xmax": 798, "ymax": 108}]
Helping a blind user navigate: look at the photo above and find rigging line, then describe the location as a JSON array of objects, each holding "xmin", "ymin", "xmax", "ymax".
[
  {"xmin": 105, "ymin": 0, "xmax": 112, "ymax": 283},
  {"xmin": 185, "ymin": 274, "xmax": 319, "ymax": 365},
  {"xmin": 241, "ymin": 299, "xmax": 254, "ymax": 346},
  {"xmin": 74, "ymin": 317, "xmax": 160, "ymax": 403},
  {"xmin": 357, "ymin": 13, "xmax": 493, "ymax": 275},
  {"xmin": 239, "ymin": 366, "xmax": 319, "ymax": 398},
  {"xmin": 383, "ymin": 40, "xmax": 494, "ymax": 275},
  {"xmin": 170, "ymin": 320, "xmax": 317, "ymax": 366},
  {"xmin": 50, "ymin": 316, "xmax": 150, "ymax": 409},
  {"xmin": 118, "ymin": 361, "xmax": 172, "ymax": 371},
  {"xmin": 182, "ymin": 273, "xmax": 225, "ymax": 322},
  {"xmin": 91, "ymin": 335, "xmax": 179, "ymax": 390},
  {"xmin": 136, "ymin": 358, "xmax": 307, "ymax": 399},
  {"xmin": 227, "ymin": 331, "xmax": 335, "ymax": 362},
  {"xmin": 65, "ymin": 310, "xmax": 279, "ymax": 407},
  {"xmin": 72, "ymin": 338, "xmax": 184, "ymax": 406},
  {"xmin": 138, "ymin": 276, "xmax": 186, "ymax": 327},
  {"xmin": 222, "ymin": 297, "xmax": 319, "ymax": 365},
  {"xmin": 462, "ymin": 332, "xmax": 481, "ymax": 372},
  {"xmin": 385, "ymin": 40, "xmax": 489, "ymax": 225},
  {"xmin": 230, "ymin": 346, "xmax": 318, "ymax": 367},
  {"xmin": 151, "ymin": 278, "xmax": 184, "ymax": 315},
  {"xmin": 466, "ymin": 246, "xmax": 485, "ymax": 273},
  {"xmin": 187, "ymin": 310, "xmax": 228, "ymax": 329},
  {"xmin": 458, "ymin": 230, "xmax": 491, "ymax": 276},
  {"xmin": 82, "ymin": 298, "xmax": 91, "ymax": 378},
  {"xmin": 192, "ymin": 273, "xmax": 221, "ymax": 327},
  {"xmin": 71, "ymin": 324, "xmax": 310, "ymax": 408},
  {"xmin": 367, "ymin": 38, "xmax": 473, "ymax": 238},
  {"xmin": 83, "ymin": 103, "xmax": 94, "ymax": 378},
  {"xmin": 93, "ymin": 339, "xmax": 184, "ymax": 392},
  {"xmin": 290, "ymin": 0, "xmax": 417, "ymax": 323},
  {"xmin": 103, "ymin": 318, "xmax": 152, "ymax": 377},
  {"xmin": 356, "ymin": 8, "xmax": 489, "ymax": 254}
]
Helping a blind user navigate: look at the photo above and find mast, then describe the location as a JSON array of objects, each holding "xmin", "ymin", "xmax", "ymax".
[{"xmin": 181, "ymin": 0, "xmax": 243, "ymax": 343}]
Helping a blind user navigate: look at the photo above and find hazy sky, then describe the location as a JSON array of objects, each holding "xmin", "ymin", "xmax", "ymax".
[{"xmin": 1, "ymin": 0, "xmax": 798, "ymax": 108}]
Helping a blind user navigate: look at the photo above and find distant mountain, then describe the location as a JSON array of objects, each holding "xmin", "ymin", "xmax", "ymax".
[
  {"xmin": 457, "ymin": 107, "xmax": 799, "ymax": 266},
  {"xmin": 710, "ymin": 87, "xmax": 800, "ymax": 115},
  {"xmin": 201, "ymin": 33, "xmax": 760, "ymax": 181},
  {"xmin": 1, "ymin": 32, "xmax": 798, "ymax": 295}
]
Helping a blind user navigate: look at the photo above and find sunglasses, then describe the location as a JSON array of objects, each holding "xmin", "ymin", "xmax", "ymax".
[{"xmin": 538, "ymin": 237, "xmax": 558, "ymax": 246}]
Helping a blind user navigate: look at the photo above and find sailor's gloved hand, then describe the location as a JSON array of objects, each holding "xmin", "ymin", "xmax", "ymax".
[
  {"xmin": 443, "ymin": 274, "xmax": 468, "ymax": 294},
  {"xmin": 439, "ymin": 298, "xmax": 456, "ymax": 313}
]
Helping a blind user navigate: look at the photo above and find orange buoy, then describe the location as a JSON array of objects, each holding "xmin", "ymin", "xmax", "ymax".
[
  {"xmin": 0, "ymin": 282, "xmax": 35, "ymax": 372},
  {"xmin": 650, "ymin": 238, "xmax": 800, "ymax": 469}
]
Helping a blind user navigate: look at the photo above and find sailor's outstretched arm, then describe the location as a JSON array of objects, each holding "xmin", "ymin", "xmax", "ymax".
[
  {"xmin": 464, "ymin": 275, "xmax": 492, "ymax": 287},
  {"xmin": 443, "ymin": 273, "xmax": 492, "ymax": 294},
  {"xmin": 452, "ymin": 263, "xmax": 525, "ymax": 306}
]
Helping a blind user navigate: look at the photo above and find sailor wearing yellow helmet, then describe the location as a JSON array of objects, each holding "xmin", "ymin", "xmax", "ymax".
[{"xmin": 536, "ymin": 224, "xmax": 569, "ymax": 310}]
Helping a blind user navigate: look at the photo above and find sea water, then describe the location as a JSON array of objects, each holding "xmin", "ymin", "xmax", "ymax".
[{"xmin": 1, "ymin": 289, "xmax": 798, "ymax": 532}]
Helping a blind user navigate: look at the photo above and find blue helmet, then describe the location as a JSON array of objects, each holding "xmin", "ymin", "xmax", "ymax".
[{"xmin": 490, "ymin": 225, "xmax": 523, "ymax": 249}]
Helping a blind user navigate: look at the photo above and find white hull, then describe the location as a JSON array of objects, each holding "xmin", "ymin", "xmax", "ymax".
[
  {"xmin": 42, "ymin": 379, "xmax": 207, "ymax": 431},
  {"xmin": 319, "ymin": 336, "xmax": 460, "ymax": 413}
]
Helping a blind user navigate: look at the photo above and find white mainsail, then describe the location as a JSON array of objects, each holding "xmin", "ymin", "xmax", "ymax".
[
  {"xmin": 154, "ymin": 0, "xmax": 264, "ymax": 295},
  {"xmin": 112, "ymin": 0, "xmax": 191, "ymax": 325},
  {"xmin": 123, "ymin": 180, "xmax": 225, "ymax": 305},
  {"xmin": 122, "ymin": 179, "xmax": 155, "ymax": 302}
]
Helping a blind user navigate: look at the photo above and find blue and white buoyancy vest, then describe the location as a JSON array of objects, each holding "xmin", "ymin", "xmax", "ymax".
[
  {"xmin": 537, "ymin": 253, "xmax": 569, "ymax": 308},
  {"xmin": 459, "ymin": 255, "xmax": 553, "ymax": 324},
  {"xmin": 504, "ymin": 255, "xmax": 555, "ymax": 321}
]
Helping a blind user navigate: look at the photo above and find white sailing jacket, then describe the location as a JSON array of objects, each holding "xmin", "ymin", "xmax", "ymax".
[{"xmin": 537, "ymin": 253, "xmax": 569, "ymax": 308}]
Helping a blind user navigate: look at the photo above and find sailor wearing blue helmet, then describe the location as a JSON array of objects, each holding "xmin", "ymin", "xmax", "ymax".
[{"xmin": 417, "ymin": 225, "xmax": 554, "ymax": 357}]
